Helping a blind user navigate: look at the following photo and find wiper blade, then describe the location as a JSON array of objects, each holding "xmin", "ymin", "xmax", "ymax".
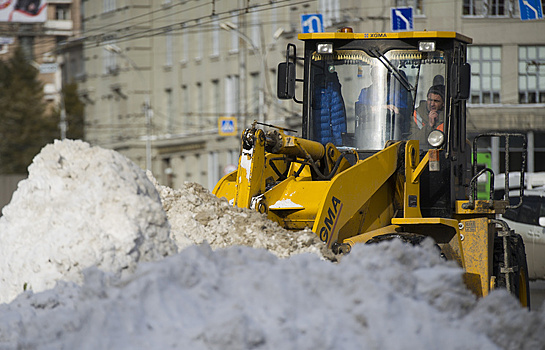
[{"xmin": 370, "ymin": 48, "xmax": 413, "ymax": 92}]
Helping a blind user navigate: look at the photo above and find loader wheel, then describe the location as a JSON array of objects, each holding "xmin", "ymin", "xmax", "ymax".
[
  {"xmin": 493, "ymin": 233, "xmax": 531, "ymax": 309},
  {"xmin": 366, "ymin": 233, "xmax": 446, "ymax": 259},
  {"xmin": 366, "ymin": 233, "xmax": 427, "ymax": 245}
]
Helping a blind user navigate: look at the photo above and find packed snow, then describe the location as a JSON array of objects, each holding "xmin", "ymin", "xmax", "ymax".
[{"xmin": 0, "ymin": 139, "xmax": 544, "ymax": 350}]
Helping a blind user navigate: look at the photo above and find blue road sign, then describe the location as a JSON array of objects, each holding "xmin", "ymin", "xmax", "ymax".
[
  {"xmin": 301, "ymin": 14, "xmax": 324, "ymax": 33},
  {"xmin": 519, "ymin": 0, "xmax": 543, "ymax": 20},
  {"xmin": 391, "ymin": 7, "xmax": 414, "ymax": 31}
]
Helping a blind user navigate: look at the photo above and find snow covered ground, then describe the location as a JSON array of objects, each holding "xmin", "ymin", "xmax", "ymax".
[{"xmin": 0, "ymin": 140, "xmax": 544, "ymax": 350}]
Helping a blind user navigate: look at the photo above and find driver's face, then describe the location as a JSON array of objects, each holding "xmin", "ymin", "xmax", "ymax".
[{"xmin": 427, "ymin": 93, "xmax": 444, "ymax": 112}]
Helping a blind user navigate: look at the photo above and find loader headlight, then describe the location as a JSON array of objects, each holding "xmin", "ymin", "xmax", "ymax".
[
  {"xmin": 428, "ymin": 130, "xmax": 445, "ymax": 148},
  {"xmin": 419, "ymin": 41, "xmax": 436, "ymax": 52},
  {"xmin": 317, "ymin": 42, "xmax": 333, "ymax": 54}
]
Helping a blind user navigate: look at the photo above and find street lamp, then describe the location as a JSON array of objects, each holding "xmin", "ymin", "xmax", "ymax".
[
  {"xmin": 104, "ymin": 44, "xmax": 153, "ymax": 171},
  {"xmin": 220, "ymin": 21, "xmax": 267, "ymax": 127}
]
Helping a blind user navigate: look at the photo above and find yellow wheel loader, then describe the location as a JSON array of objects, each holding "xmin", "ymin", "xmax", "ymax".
[{"xmin": 213, "ymin": 28, "xmax": 530, "ymax": 307}]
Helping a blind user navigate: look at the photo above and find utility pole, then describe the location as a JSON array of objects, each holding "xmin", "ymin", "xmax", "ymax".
[
  {"xmin": 59, "ymin": 97, "xmax": 67, "ymax": 140},
  {"xmin": 239, "ymin": 4, "xmax": 248, "ymax": 130}
]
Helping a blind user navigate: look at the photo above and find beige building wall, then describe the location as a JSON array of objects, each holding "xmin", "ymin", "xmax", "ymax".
[
  {"xmin": 81, "ymin": 0, "xmax": 303, "ymax": 189},
  {"xmin": 80, "ymin": 0, "xmax": 545, "ymax": 189}
]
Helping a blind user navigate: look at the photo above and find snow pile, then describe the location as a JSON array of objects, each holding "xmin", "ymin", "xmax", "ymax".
[
  {"xmin": 0, "ymin": 140, "xmax": 176, "ymax": 304},
  {"xmin": 0, "ymin": 139, "xmax": 545, "ymax": 350},
  {"xmin": 152, "ymin": 178, "xmax": 333, "ymax": 259},
  {"xmin": 2, "ymin": 242, "xmax": 545, "ymax": 349}
]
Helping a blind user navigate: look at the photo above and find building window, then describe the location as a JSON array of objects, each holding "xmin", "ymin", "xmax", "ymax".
[
  {"xmin": 165, "ymin": 28, "xmax": 173, "ymax": 67},
  {"xmin": 102, "ymin": 42, "xmax": 117, "ymax": 75},
  {"xmin": 250, "ymin": 9, "xmax": 261, "ymax": 51},
  {"xmin": 55, "ymin": 5, "xmax": 70, "ymax": 20},
  {"xmin": 211, "ymin": 16, "xmax": 219, "ymax": 57},
  {"xmin": 395, "ymin": 0, "xmax": 424, "ymax": 16},
  {"xmin": 229, "ymin": 13, "xmax": 239, "ymax": 54},
  {"xmin": 211, "ymin": 79, "xmax": 220, "ymax": 119},
  {"xmin": 468, "ymin": 46, "xmax": 501, "ymax": 104},
  {"xmin": 195, "ymin": 19, "xmax": 203, "ymax": 61},
  {"xmin": 463, "ymin": 0, "xmax": 518, "ymax": 16},
  {"xmin": 196, "ymin": 82, "xmax": 203, "ymax": 128},
  {"xmin": 270, "ymin": 3, "xmax": 278, "ymax": 44},
  {"xmin": 251, "ymin": 72, "xmax": 260, "ymax": 117},
  {"xmin": 225, "ymin": 75, "xmax": 238, "ymax": 115},
  {"xmin": 165, "ymin": 88, "xmax": 173, "ymax": 132},
  {"xmin": 181, "ymin": 84, "xmax": 189, "ymax": 129},
  {"xmin": 487, "ymin": 0, "xmax": 505, "ymax": 15},
  {"xmin": 180, "ymin": 24, "xmax": 188, "ymax": 64},
  {"xmin": 319, "ymin": 0, "xmax": 340, "ymax": 28},
  {"xmin": 103, "ymin": 0, "xmax": 116, "ymax": 13},
  {"xmin": 519, "ymin": 46, "xmax": 545, "ymax": 104}
]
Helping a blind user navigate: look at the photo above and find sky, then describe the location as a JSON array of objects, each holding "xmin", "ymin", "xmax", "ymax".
[{"xmin": 0, "ymin": 139, "xmax": 544, "ymax": 350}]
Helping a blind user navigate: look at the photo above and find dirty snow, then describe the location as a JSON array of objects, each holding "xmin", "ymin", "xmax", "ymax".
[{"xmin": 0, "ymin": 139, "xmax": 544, "ymax": 350}]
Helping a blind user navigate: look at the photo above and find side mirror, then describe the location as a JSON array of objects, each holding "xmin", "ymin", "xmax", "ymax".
[
  {"xmin": 277, "ymin": 62, "xmax": 296, "ymax": 99},
  {"xmin": 539, "ymin": 217, "xmax": 545, "ymax": 227},
  {"xmin": 457, "ymin": 63, "xmax": 471, "ymax": 100}
]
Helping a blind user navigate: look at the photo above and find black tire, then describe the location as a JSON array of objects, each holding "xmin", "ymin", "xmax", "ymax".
[
  {"xmin": 366, "ymin": 232, "xmax": 427, "ymax": 245},
  {"xmin": 366, "ymin": 232, "xmax": 448, "ymax": 260},
  {"xmin": 493, "ymin": 233, "xmax": 531, "ymax": 309}
]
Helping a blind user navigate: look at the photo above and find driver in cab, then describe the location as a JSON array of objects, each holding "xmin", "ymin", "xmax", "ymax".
[{"xmin": 412, "ymin": 84, "xmax": 445, "ymax": 145}]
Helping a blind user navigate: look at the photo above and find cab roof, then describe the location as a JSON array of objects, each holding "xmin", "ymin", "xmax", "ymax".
[{"xmin": 298, "ymin": 30, "xmax": 473, "ymax": 44}]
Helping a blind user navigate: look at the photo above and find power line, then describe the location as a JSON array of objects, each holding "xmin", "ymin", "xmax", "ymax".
[{"xmin": 77, "ymin": 0, "xmax": 314, "ymax": 49}]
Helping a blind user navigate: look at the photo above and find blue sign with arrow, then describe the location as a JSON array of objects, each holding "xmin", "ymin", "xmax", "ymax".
[
  {"xmin": 301, "ymin": 14, "xmax": 324, "ymax": 33},
  {"xmin": 519, "ymin": 0, "xmax": 543, "ymax": 20},
  {"xmin": 391, "ymin": 7, "xmax": 414, "ymax": 31}
]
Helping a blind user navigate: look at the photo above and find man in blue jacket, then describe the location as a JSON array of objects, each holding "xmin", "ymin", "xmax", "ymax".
[{"xmin": 312, "ymin": 69, "xmax": 347, "ymax": 145}]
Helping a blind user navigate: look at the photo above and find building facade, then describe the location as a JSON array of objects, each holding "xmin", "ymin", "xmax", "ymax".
[{"xmin": 80, "ymin": 0, "xmax": 545, "ymax": 190}]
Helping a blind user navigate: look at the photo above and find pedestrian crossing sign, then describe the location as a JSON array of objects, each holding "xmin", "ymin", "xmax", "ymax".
[{"xmin": 218, "ymin": 117, "xmax": 237, "ymax": 136}]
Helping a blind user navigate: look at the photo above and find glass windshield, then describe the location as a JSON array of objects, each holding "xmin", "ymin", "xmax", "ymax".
[{"xmin": 309, "ymin": 49, "xmax": 447, "ymax": 151}]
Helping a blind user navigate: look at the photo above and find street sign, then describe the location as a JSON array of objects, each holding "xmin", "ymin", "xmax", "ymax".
[
  {"xmin": 301, "ymin": 14, "xmax": 324, "ymax": 33},
  {"xmin": 39, "ymin": 63, "xmax": 58, "ymax": 74},
  {"xmin": 519, "ymin": 0, "xmax": 543, "ymax": 20},
  {"xmin": 391, "ymin": 7, "xmax": 414, "ymax": 31},
  {"xmin": 0, "ymin": 37, "xmax": 14, "ymax": 45},
  {"xmin": 218, "ymin": 117, "xmax": 237, "ymax": 136}
]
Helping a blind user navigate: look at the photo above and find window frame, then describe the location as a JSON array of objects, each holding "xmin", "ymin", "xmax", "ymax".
[
  {"xmin": 395, "ymin": 0, "xmax": 424, "ymax": 16},
  {"xmin": 468, "ymin": 45, "xmax": 502, "ymax": 105},
  {"xmin": 463, "ymin": 0, "xmax": 518, "ymax": 17},
  {"xmin": 518, "ymin": 45, "xmax": 545, "ymax": 104}
]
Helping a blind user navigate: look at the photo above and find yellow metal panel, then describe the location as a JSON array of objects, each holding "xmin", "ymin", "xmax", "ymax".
[
  {"xmin": 212, "ymin": 171, "xmax": 237, "ymax": 200},
  {"xmin": 338, "ymin": 183, "xmax": 394, "ymax": 240},
  {"xmin": 298, "ymin": 31, "xmax": 472, "ymax": 43},
  {"xmin": 459, "ymin": 217, "xmax": 494, "ymax": 298},
  {"xmin": 264, "ymin": 176, "xmax": 330, "ymax": 230},
  {"xmin": 312, "ymin": 142, "xmax": 400, "ymax": 248},
  {"xmin": 403, "ymin": 140, "xmax": 422, "ymax": 218},
  {"xmin": 391, "ymin": 217, "xmax": 459, "ymax": 227},
  {"xmin": 234, "ymin": 129, "xmax": 266, "ymax": 208}
]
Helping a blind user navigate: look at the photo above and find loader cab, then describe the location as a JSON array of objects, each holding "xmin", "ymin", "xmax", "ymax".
[
  {"xmin": 278, "ymin": 29, "xmax": 472, "ymax": 155},
  {"xmin": 278, "ymin": 29, "xmax": 472, "ymax": 217}
]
